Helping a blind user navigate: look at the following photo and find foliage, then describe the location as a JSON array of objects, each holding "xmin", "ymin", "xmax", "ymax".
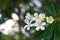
[{"xmin": 0, "ymin": 0, "xmax": 60, "ymax": 40}]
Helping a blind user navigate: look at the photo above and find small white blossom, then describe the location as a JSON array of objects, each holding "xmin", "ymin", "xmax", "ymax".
[
  {"xmin": 32, "ymin": 13, "xmax": 43, "ymax": 22},
  {"xmin": 5, "ymin": 19, "xmax": 15, "ymax": 27},
  {"xmin": 34, "ymin": 22, "xmax": 46, "ymax": 31},
  {"xmin": 11, "ymin": 13, "xmax": 19, "ymax": 21},
  {"xmin": 32, "ymin": 0, "xmax": 42, "ymax": 8},
  {"xmin": 39, "ymin": 13, "xmax": 46, "ymax": 19},
  {"xmin": 24, "ymin": 13, "xmax": 54, "ymax": 31},
  {"xmin": 25, "ymin": 13, "xmax": 33, "ymax": 20},
  {"xmin": 0, "ymin": 19, "xmax": 19, "ymax": 35},
  {"xmin": 0, "ymin": 23, "xmax": 12, "ymax": 35},
  {"xmin": 46, "ymin": 16, "xmax": 54, "ymax": 23},
  {"xmin": 13, "ymin": 23, "xmax": 19, "ymax": 32},
  {"xmin": 24, "ymin": 19, "xmax": 33, "ymax": 30},
  {"xmin": 33, "ymin": 13, "xmax": 46, "ymax": 22}
]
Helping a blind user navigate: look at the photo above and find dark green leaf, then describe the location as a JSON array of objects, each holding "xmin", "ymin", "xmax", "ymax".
[
  {"xmin": 44, "ymin": 3, "xmax": 58, "ymax": 17},
  {"xmin": 53, "ymin": 22, "xmax": 60, "ymax": 40},
  {"xmin": 41, "ymin": 24, "xmax": 55, "ymax": 40}
]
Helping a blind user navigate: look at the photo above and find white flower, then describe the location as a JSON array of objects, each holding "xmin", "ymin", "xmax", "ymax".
[
  {"xmin": 32, "ymin": 0, "xmax": 42, "ymax": 8},
  {"xmin": 34, "ymin": 13, "xmax": 46, "ymax": 22},
  {"xmin": 33, "ymin": 13, "xmax": 42, "ymax": 22},
  {"xmin": 12, "ymin": 23, "xmax": 19, "ymax": 32},
  {"xmin": 24, "ymin": 19, "xmax": 33, "ymax": 30},
  {"xmin": 33, "ymin": 13, "xmax": 41, "ymax": 22},
  {"xmin": 5, "ymin": 19, "xmax": 15, "ymax": 27},
  {"xmin": 0, "ymin": 23, "xmax": 12, "ymax": 35},
  {"xmin": 0, "ymin": 19, "xmax": 19, "ymax": 35},
  {"xmin": 5, "ymin": 19, "xmax": 19, "ymax": 32},
  {"xmin": 46, "ymin": 16, "xmax": 54, "ymax": 23},
  {"xmin": 25, "ymin": 13, "xmax": 33, "ymax": 20},
  {"xmin": 39, "ymin": 13, "xmax": 46, "ymax": 19},
  {"xmin": 11, "ymin": 13, "xmax": 19, "ymax": 21},
  {"xmin": 34, "ymin": 22, "xmax": 46, "ymax": 31}
]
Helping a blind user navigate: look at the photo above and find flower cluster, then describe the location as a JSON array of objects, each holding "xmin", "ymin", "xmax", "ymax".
[
  {"xmin": 0, "ymin": 13, "xmax": 19, "ymax": 35},
  {"xmin": 24, "ymin": 13, "xmax": 54, "ymax": 31}
]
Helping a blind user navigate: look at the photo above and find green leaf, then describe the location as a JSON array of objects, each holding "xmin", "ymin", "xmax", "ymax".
[
  {"xmin": 53, "ymin": 22, "xmax": 60, "ymax": 40},
  {"xmin": 44, "ymin": 3, "xmax": 58, "ymax": 17},
  {"xmin": 0, "ymin": 34, "xmax": 12, "ymax": 40},
  {"xmin": 1, "ymin": 0, "xmax": 18, "ymax": 18},
  {"xmin": 0, "ymin": 0, "xmax": 10, "ymax": 10},
  {"xmin": 0, "ymin": 0, "xmax": 17, "ymax": 10},
  {"xmin": 42, "ymin": 24, "xmax": 55, "ymax": 40},
  {"xmin": 44, "ymin": 6, "xmax": 54, "ymax": 16},
  {"xmin": 34, "ymin": 30, "xmax": 44, "ymax": 40}
]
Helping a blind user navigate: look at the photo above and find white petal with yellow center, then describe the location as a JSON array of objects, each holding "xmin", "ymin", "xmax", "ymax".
[
  {"xmin": 39, "ymin": 13, "xmax": 46, "ymax": 19},
  {"xmin": 36, "ymin": 16, "xmax": 40, "ymax": 20},
  {"xmin": 34, "ymin": 13, "xmax": 38, "ymax": 17},
  {"xmin": 46, "ymin": 16, "xmax": 54, "ymax": 23},
  {"xmin": 38, "ymin": 23, "xmax": 42, "ymax": 28},
  {"xmin": 34, "ymin": 22, "xmax": 46, "ymax": 31},
  {"xmin": 33, "ymin": 13, "xmax": 42, "ymax": 22}
]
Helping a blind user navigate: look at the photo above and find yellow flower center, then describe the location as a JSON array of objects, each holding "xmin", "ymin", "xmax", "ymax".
[
  {"xmin": 36, "ymin": 16, "xmax": 40, "ymax": 20},
  {"xmin": 38, "ymin": 23, "xmax": 42, "ymax": 28},
  {"xmin": 48, "ymin": 18, "xmax": 52, "ymax": 22},
  {"xmin": 41, "ymin": 15, "xmax": 45, "ymax": 19}
]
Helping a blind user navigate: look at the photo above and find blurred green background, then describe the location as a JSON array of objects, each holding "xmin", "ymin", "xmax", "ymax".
[{"xmin": 0, "ymin": 0, "xmax": 60, "ymax": 40}]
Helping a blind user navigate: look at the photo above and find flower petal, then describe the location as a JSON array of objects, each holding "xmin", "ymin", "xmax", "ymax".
[
  {"xmin": 27, "ymin": 27, "xmax": 30, "ymax": 30},
  {"xmin": 11, "ymin": 13, "xmax": 19, "ymax": 21},
  {"xmin": 30, "ymin": 17, "xmax": 35, "ymax": 23},
  {"xmin": 24, "ymin": 25, "xmax": 28, "ymax": 29},
  {"xmin": 36, "ymin": 19, "xmax": 42, "ymax": 23},
  {"xmin": 39, "ymin": 13, "xmax": 46, "ymax": 19},
  {"xmin": 30, "ymin": 24, "xmax": 34, "ymax": 27},
  {"xmin": 40, "ymin": 27, "xmax": 45, "ymax": 30},
  {"xmin": 46, "ymin": 16, "xmax": 54, "ymax": 23},
  {"xmin": 42, "ymin": 22, "xmax": 46, "ymax": 26},
  {"xmin": 35, "ymin": 27, "xmax": 40, "ymax": 31},
  {"xmin": 24, "ymin": 19, "xmax": 29, "ymax": 24},
  {"xmin": 33, "ymin": 23, "xmax": 38, "ymax": 26},
  {"xmin": 34, "ymin": 13, "xmax": 38, "ymax": 17},
  {"xmin": 25, "ymin": 13, "xmax": 32, "ymax": 20}
]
